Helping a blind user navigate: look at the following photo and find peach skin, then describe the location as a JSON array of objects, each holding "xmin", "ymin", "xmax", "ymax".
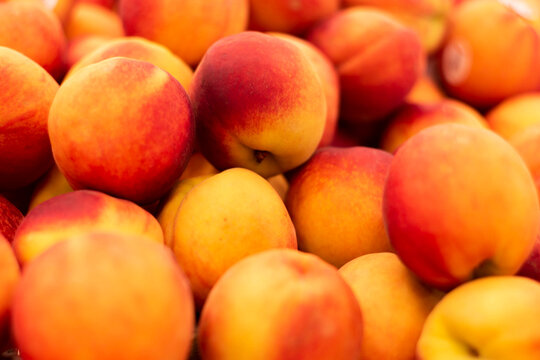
[
  {"xmin": 286, "ymin": 146, "xmax": 393, "ymax": 268},
  {"xmin": 65, "ymin": 35, "xmax": 111, "ymax": 69},
  {"xmin": 381, "ymin": 99, "xmax": 487, "ymax": 153},
  {"xmin": 406, "ymin": 73, "xmax": 446, "ymax": 105},
  {"xmin": 190, "ymin": 32, "xmax": 326, "ymax": 178},
  {"xmin": 172, "ymin": 168, "xmax": 297, "ymax": 307},
  {"xmin": 308, "ymin": 7, "xmax": 424, "ymax": 123},
  {"xmin": 439, "ymin": 0, "xmax": 540, "ymax": 108},
  {"xmin": 12, "ymin": 232, "xmax": 195, "ymax": 360},
  {"xmin": 417, "ymin": 276, "xmax": 540, "ymax": 360},
  {"xmin": 0, "ymin": 195, "xmax": 23, "ymax": 243},
  {"xmin": 340, "ymin": 253, "xmax": 442, "ymax": 360},
  {"xmin": 198, "ymin": 249, "xmax": 363, "ymax": 360},
  {"xmin": 66, "ymin": 37, "xmax": 193, "ymax": 91},
  {"xmin": 28, "ymin": 165, "xmax": 73, "ymax": 211},
  {"xmin": 64, "ymin": 2, "xmax": 124, "ymax": 41},
  {"xmin": 48, "ymin": 57, "xmax": 194, "ymax": 204},
  {"xmin": 0, "ymin": 46, "xmax": 58, "ymax": 191},
  {"xmin": 384, "ymin": 124, "xmax": 540, "ymax": 290},
  {"xmin": 119, "ymin": 0, "xmax": 248, "ymax": 66},
  {"xmin": 13, "ymin": 190, "xmax": 164, "ymax": 266},
  {"xmin": 179, "ymin": 152, "xmax": 218, "ymax": 181},
  {"xmin": 509, "ymin": 124, "xmax": 540, "ymax": 199},
  {"xmin": 0, "ymin": 235, "xmax": 20, "ymax": 343},
  {"xmin": 517, "ymin": 233, "xmax": 540, "ymax": 281},
  {"xmin": 0, "ymin": 1, "xmax": 66, "ymax": 79},
  {"xmin": 486, "ymin": 92, "xmax": 540, "ymax": 140}
]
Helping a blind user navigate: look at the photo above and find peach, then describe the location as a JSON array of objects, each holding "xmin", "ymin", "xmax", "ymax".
[
  {"xmin": 65, "ymin": 35, "xmax": 111, "ymax": 69},
  {"xmin": 13, "ymin": 190, "xmax": 164, "ymax": 266},
  {"xmin": 384, "ymin": 124, "xmax": 540, "ymax": 290},
  {"xmin": 198, "ymin": 249, "xmax": 363, "ymax": 360},
  {"xmin": 28, "ymin": 165, "xmax": 73, "ymax": 211},
  {"xmin": 190, "ymin": 32, "xmax": 326, "ymax": 178},
  {"xmin": 417, "ymin": 276, "xmax": 540, "ymax": 359},
  {"xmin": 340, "ymin": 253, "xmax": 442, "ymax": 360},
  {"xmin": 308, "ymin": 7, "xmax": 423, "ymax": 123},
  {"xmin": 381, "ymin": 99, "xmax": 487, "ymax": 153},
  {"xmin": 486, "ymin": 92, "xmax": 540, "ymax": 140},
  {"xmin": 0, "ymin": 46, "xmax": 58, "ymax": 191},
  {"xmin": 249, "ymin": 0, "xmax": 339, "ymax": 34},
  {"xmin": 0, "ymin": 235, "xmax": 20, "ymax": 342},
  {"xmin": 157, "ymin": 175, "xmax": 210, "ymax": 248},
  {"xmin": 179, "ymin": 152, "xmax": 218, "ymax": 181},
  {"xmin": 65, "ymin": 2, "xmax": 124, "ymax": 41},
  {"xmin": 406, "ymin": 73, "xmax": 446, "ymax": 105},
  {"xmin": 119, "ymin": 0, "xmax": 248, "ymax": 66},
  {"xmin": 343, "ymin": 0, "xmax": 452, "ymax": 53},
  {"xmin": 4, "ymin": 0, "xmax": 76, "ymax": 24},
  {"xmin": 48, "ymin": 57, "xmax": 194, "ymax": 204},
  {"xmin": 0, "ymin": 195, "xmax": 23, "ymax": 243},
  {"xmin": 439, "ymin": 0, "xmax": 540, "ymax": 108},
  {"xmin": 79, "ymin": 0, "xmax": 115, "ymax": 8},
  {"xmin": 12, "ymin": 232, "xmax": 194, "ymax": 360},
  {"xmin": 0, "ymin": 1, "xmax": 66, "ymax": 79},
  {"xmin": 172, "ymin": 168, "xmax": 297, "ymax": 307},
  {"xmin": 270, "ymin": 32, "xmax": 340, "ymax": 148},
  {"xmin": 286, "ymin": 147, "xmax": 393, "ymax": 268},
  {"xmin": 67, "ymin": 37, "xmax": 193, "ymax": 91},
  {"xmin": 509, "ymin": 124, "xmax": 540, "ymax": 199}
]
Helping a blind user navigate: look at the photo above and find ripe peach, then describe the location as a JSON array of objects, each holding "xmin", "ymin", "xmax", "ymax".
[
  {"xmin": 384, "ymin": 124, "xmax": 539, "ymax": 290},
  {"xmin": 190, "ymin": 32, "xmax": 326, "ymax": 178},
  {"xmin": 249, "ymin": 0, "xmax": 339, "ymax": 34},
  {"xmin": 486, "ymin": 92, "xmax": 540, "ymax": 140},
  {"xmin": 119, "ymin": 0, "xmax": 248, "ymax": 66},
  {"xmin": 65, "ymin": 35, "xmax": 111, "ymax": 69},
  {"xmin": 439, "ymin": 0, "xmax": 540, "ymax": 108},
  {"xmin": 13, "ymin": 190, "xmax": 164, "ymax": 266},
  {"xmin": 48, "ymin": 57, "xmax": 194, "ymax": 204},
  {"xmin": 0, "ymin": 235, "xmax": 20, "ymax": 343},
  {"xmin": 0, "ymin": 46, "xmax": 58, "ymax": 191},
  {"xmin": 65, "ymin": 2, "xmax": 124, "ymax": 41},
  {"xmin": 381, "ymin": 99, "xmax": 487, "ymax": 153},
  {"xmin": 0, "ymin": 1, "xmax": 66, "ymax": 78},
  {"xmin": 28, "ymin": 165, "xmax": 73, "ymax": 211},
  {"xmin": 0, "ymin": 195, "xmax": 23, "ymax": 243},
  {"xmin": 198, "ymin": 249, "xmax": 363, "ymax": 360},
  {"xmin": 172, "ymin": 168, "xmax": 297, "ymax": 307},
  {"xmin": 179, "ymin": 152, "xmax": 218, "ymax": 181},
  {"xmin": 286, "ymin": 147, "xmax": 393, "ymax": 268},
  {"xmin": 509, "ymin": 124, "xmax": 540, "ymax": 199},
  {"xmin": 406, "ymin": 73, "xmax": 445, "ymax": 105},
  {"xmin": 270, "ymin": 32, "xmax": 340, "ymax": 148},
  {"xmin": 79, "ymin": 0, "xmax": 115, "ymax": 8},
  {"xmin": 308, "ymin": 7, "xmax": 423, "ymax": 123},
  {"xmin": 340, "ymin": 253, "xmax": 442, "ymax": 360},
  {"xmin": 12, "ymin": 232, "xmax": 194, "ymax": 360},
  {"xmin": 67, "ymin": 37, "xmax": 193, "ymax": 91}
]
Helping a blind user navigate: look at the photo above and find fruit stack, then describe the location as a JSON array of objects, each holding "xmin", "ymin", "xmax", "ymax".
[{"xmin": 0, "ymin": 0, "xmax": 539, "ymax": 359}]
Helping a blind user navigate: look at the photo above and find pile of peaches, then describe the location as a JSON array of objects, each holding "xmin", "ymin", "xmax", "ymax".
[{"xmin": 1, "ymin": 0, "xmax": 540, "ymax": 359}]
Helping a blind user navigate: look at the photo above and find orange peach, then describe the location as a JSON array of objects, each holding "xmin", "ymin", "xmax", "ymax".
[
  {"xmin": 28, "ymin": 165, "xmax": 73, "ymax": 211},
  {"xmin": 343, "ymin": 0, "xmax": 452, "ymax": 53},
  {"xmin": 439, "ymin": 0, "xmax": 540, "ymax": 108},
  {"xmin": 286, "ymin": 147, "xmax": 393, "ymax": 268},
  {"xmin": 67, "ymin": 37, "xmax": 193, "ymax": 90},
  {"xmin": 65, "ymin": 35, "xmax": 111, "ymax": 69},
  {"xmin": 249, "ymin": 0, "xmax": 339, "ymax": 34},
  {"xmin": 119, "ymin": 0, "xmax": 248, "ymax": 66},
  {"xmin": 13, "ymin": 190, "xmax": 164, "ymax": 266},
  {"xmin": 486, "ymin": 92, "xmax": 540, "ymax": 140},
  {"xmin": 0, "ymin": 195, "xmax": 23, "ymax": 243},
  {"xmin": 48, "ymin": 57, "xmax": 194, "ymax": 204},
  {"xmin": 384, "ymin": 124, "xmax": 540, "ymax": 290},
  {"xmin": 0, "ymin": 46, "xmax": 58, "ymax": 191},
  {"xmin": 179, "ymin": 152, "xmax": 218, "ymax": 181},
  {"xmin": 417, "ymin": 276, "xmax": 540, "ymax": 359},
  {"xmin": 172, "ymin": 168, "xmax": 297, "ymax": 307},
  {"xmin": 190, "ymin": 32, "xmax": 326, "ymax": 177},
  {"xmin": 0, "ymin": 235, "xmax": 20, "ymax": 343},
  {"xmin": 509, "ymin": 124, "xmax": 540, "ymax": 198},
  {"xmin": 270, "ymin": 32, "xmax": 340, "ymax": 148},
  {"xmin": 4, "ymin": 0, "xmax": 75, "ymax": 24},
  {"xmin": 381, "ymin": 99, "xmax": 487, "ymax": 153},
  {"xmin": 0, "ymin": 2, "xmax": 66, "ymax": 78},
  {"xmin": 65, "ymin": 2, "xmax": 124, "ymax": 41},
  {"xmin": 308, "ymin": 7, "xmax": 424, "ymax": 123},
  {"xmin": 12, "ymin": 232, "xmax": 194, "ymax": 360},
  {"xmin": 340, "ymin": 253, "xmax": 442, "ymax": 360},
  {"xmin": 198, "ymin": 249, "xmax": 363, "ymax": 360},
  {"xmin": 406, "ymin": 73, "xmax": 446, "ymax": 105}
]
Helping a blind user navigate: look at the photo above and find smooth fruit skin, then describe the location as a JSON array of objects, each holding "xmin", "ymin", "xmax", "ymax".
[
  {"xmin": 0, "ymin": 235, "xmax": 19, "ymax": 344},
  {"xmin": 172, "ymin": 168, "xmax": 297, "ymax": 307},
  {"xmin": 286, "ymin": 147, "xmax": 393, "ymax": 268},
  {"xmin": 383, "ymin": 124, "xmax": 540, "ymax": 290},
  {"xmin": 417, "ymin": 276, "xmax": 540, "ymax": 360},
  {"xmin": 13, "ymin": 190, "xmax": 164, "ymax": 266},
  {"xmin": 190, "ymin": 32, "xmax": 326, "ymax": 178},
  {"xmin": 340, "ymin": 253, "xmax": 442, "ymax": 360},
  {"xmin": 12, "ymin": 233, "xmax": 195, "ymax": 360},
  {"xmin": 28, "ymin": 165, "xmax": 73, "ymax": 211},
  {"xmin": 0, "ymin": 46, "xmax": 58, "ymax": 191},
  {"xmin": 198, "ymin": 249, "xmax": 363, "ymax": 360},
  {"xmin": 48, "ymin": 57, "xmax": 194, "ymax": 204},
  {"xmin": 487, "ymin": 92, "xmax": 540, "ymax": 140},
  {"xmin": 0, "ymin": 195, "xmax": 23, "ymax": 243}
]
